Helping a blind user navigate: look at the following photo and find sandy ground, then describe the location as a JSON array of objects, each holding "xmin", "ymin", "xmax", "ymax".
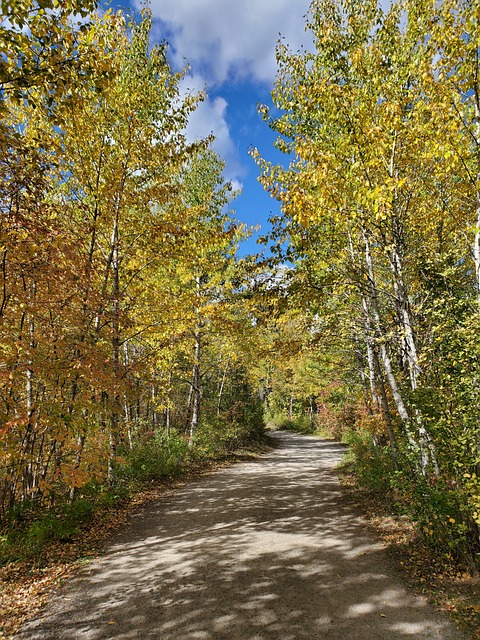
[{"xmin": 15, "ymin": 431, "xmax": 466, "ymax": 639}]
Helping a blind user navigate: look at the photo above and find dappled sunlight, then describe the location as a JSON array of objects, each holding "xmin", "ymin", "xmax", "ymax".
[{"xmin": 16, "ymin": 432, "xmax": 464, "ymax": 640}]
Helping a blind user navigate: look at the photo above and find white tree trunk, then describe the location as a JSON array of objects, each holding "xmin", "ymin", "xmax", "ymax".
[
  {"xmin": 217, "ymin": 358, "xmax": 230, "ymax": 416},
  {"xmin": 362, "ymin": 229, "xmax": 426, "ymax": 470},
  {"xmin": 190, "ymin": 328, "xmax": 201, "ymax": 446},
  {"xmin": 190, "ymin": 276, "xmax": 202, "ymax": 446}
]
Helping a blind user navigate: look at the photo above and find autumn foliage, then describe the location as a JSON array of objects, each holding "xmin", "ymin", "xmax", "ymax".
[
  {"xmin": 3, "ymin": 0, "xmax": 480, "ymax": 581},
  {"xmin": 254, "ymin": 0, "xmax": 480, "ymax": 570},
  {"xmin": 0, "ymin": 6, "xmax": 264, "ymax": 524}
]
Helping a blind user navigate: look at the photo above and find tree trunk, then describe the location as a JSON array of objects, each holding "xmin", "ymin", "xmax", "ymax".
[
  {"xmin": 373, "ymin": 349, "xmax": 399, "ymax": 468},
  {"xmin": 474, "ymin": 82, "xmax": 480, "ymax": 306},
  {"xmin": 22, "ymin": 281, "xmax": 37, "ymax": 500},
  {"xmin": 289, "ymin": 392, "xmax": 294, "ymax": 421},
  {"xmin": 189, "ymin": 326, "xmax": 201, "ymax": 446},
  {"xmin": 217, "ymin": 358, "xmax": 230, "ymax": 416},
  {"xmin": 362, "ymin": 230, "xmax": 421, "ymax": 460},
  {"xmin": 363, "ymin": 227, "xmax": 439, "ymax": 476},
  {"xmin": 360, "ymin": 297, "xmax": 381, "ymax": 413},
  {"xmin": 109, "ymin": 205, "xmax": 120, "ymax": 481},
  {"xmin": 69, "ymin": 431, "xmax": 86, "ymax": 503},
  {"xmin": 389, "ymin": 236, "xmax": 420, "ymax": 390}
]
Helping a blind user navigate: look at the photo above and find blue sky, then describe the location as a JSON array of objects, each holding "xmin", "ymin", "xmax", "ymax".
[{"xmin": 111, "ymin": 0, "xmax": 313, "ymax": 255}]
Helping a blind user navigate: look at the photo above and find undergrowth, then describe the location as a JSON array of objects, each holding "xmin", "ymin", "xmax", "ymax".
[
  {"xmin": 0, "ymin": 423, "xmax": 268, "ymax": 568},
  {"xmin": 338, "ymin": 451, "xmax": 480, "ymax": 639},
  {"xmin": 339, "ymin": 429, "xmax": 480, "ymax": 574},
  {"xmin": 267, "ymin": 412, "xmax": 316, "ymax": 434}
]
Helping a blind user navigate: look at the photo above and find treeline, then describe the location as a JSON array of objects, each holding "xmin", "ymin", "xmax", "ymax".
[
  {"xmin": 0, "ymin": 3, "xmax": 264, "ymax": 522},
  {"xmin": 254, "ymin": 0, "xmax": 480, "ymax": 569}
]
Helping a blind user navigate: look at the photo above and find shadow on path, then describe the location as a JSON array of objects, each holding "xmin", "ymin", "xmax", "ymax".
[{"xmin": 16, "ymin": 431, "xmax": 465, "ymax": 639}]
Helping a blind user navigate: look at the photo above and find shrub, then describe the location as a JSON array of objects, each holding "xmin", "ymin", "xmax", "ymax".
[
  {"xmin": 194, "ymin": 402, "xmax": 266, "ymax": 456},
  {"xmin": 117, "ymin": 434, "xmax": 190, "ymax": 484},
  {"xmin": 273, "ymin": 414, "xmax": 316, "ymax": 434},
  {"xmin": 0, "ymin": 498, "xmax": 95, "ymax": 564},
  {"xmin": 345, "ymin": 430, "xmax": 480, "ymax": 571},
  {"xmin": 342, "ymin": 429, "xmax": 398, "ymax": 495},
  {"xmin": 408, "ymin": 476, "xmax": 480, "ymax": 568}
]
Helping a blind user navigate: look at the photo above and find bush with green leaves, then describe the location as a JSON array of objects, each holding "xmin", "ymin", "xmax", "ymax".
[
  {"xmin": 194, "ymin": 398, "xmax": 266, "ymax": 456},
  {"xmin": 345, "ymin": 430, "xmax": 480, "ymax": 570},
  {"xmin": 0, "ymin": 498, "xmax": 95, "ymax": 565},
  {"xmin": 342, "ymin": 430, "xmax": 398, "ymax": 496},
  {"xmin": 268, "ymin": 413, "xmax": 316, "ymax": 435},
  {"xmin": 116, "ymin": 434, "xmax": 191, "ymax": 484}
]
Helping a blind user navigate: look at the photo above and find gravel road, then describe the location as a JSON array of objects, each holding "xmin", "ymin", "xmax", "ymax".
[{"xmin": 16, "ymin": 431, "xmax": 466, "ymax": 639}]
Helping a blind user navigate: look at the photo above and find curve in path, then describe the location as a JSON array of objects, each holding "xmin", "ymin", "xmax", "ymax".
[{"xmin": 16, "ymin": 431, "xmax": 465, "ymax": 640}]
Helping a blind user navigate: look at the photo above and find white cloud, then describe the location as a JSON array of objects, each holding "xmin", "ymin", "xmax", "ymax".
[
  {"xmin": 180, "ymin": 74, "xmax": 245, "ymax": 185},
  {"xmin": 139, "ymin": 0, "xmax": 312, "ymax": 86},
  {"xmin": 229, "ymin": 179, "xmax": 243, "ymax": 193},
  {"xmin": 137, "ymin": 0, "xmax": 312, "ymax": 186}
]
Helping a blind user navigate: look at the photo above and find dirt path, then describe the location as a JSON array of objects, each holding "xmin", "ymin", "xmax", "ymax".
[{"xmin": 16, "ymin": 432, "xmax": 465, "ymax": 639}]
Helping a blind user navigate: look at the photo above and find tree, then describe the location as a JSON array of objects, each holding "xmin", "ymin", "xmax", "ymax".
[
  {"xmin": 1, "ymin": 0, "xmax": 98, "ymax": 109},
  {"xmin": 254, "ymin": 0, "xmax": 480, "ymax": 566},
  {"xmin": 0, "ymin": 8, "xmax": 207, "ymax": 509}
]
